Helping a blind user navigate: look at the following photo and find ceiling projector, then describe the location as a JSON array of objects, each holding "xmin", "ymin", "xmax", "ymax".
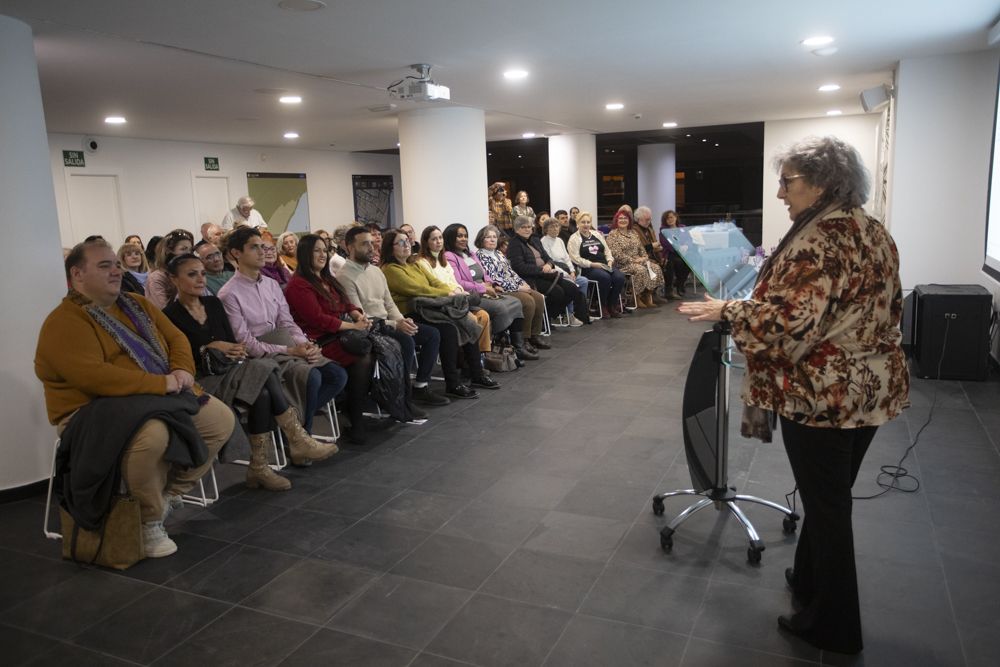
[{"xmin": 387, "ymin": 64, "xmax": 451, "ymax": 102}]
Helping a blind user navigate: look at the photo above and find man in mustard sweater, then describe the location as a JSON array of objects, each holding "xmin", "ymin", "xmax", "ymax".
[{"xmin": 35, "ymin": 239, "xmax": 234, "ymax": 559}]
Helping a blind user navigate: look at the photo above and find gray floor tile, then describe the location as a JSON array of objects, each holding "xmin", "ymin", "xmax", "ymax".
[
  {"xmin": 581, "ymin": 562, "xmax": 709, "ymax": 635},
  {"xmin": 367, "ymin": 490, "xmax": 469, "ymax": 531},
  {"xmin": 522, "ymin": 511, "xmax": 630, "ymax": 562},
  {"xmin": 300, "ymin": 480, "xmax": 401, "ymax": 518},
  {"xmin": 410, "ymin": 461, "xmax": 505, "ymax": 498},
  {"xmin": 555, "ymin": 479, "xmax": 653, "ymax": 522},
  {"xmin": 22, "ymin": 641, "xmax": 137, "ymax": 666},
  {"xmin": 0, "ymin": 548, "xmax": 83, "ymax": 614},
  {"xmin": 349, "ymin": 456, "xmax": 443, "ymax": 489},
  {"xmin": 544, "ymin": 614, "xmax": 687, "ymax": 667},
  {"xmin": 479, "ymin": 472, "xmax": 578, "ymax": 510},
  {"xmin": 427, "ymin": 593, "xmax": 572, "ymax": 667},
  {"xmin": 242, "ymin": 558, "xmax": 375, "ymax": 625},
  {"xmin": 155, "ymin": 606, "xmax": 316, "ymax": 666},
  {"xmin": 311, "ymin": 520, "xmax": 430, "ymax": 571},
  {"xmin": 279, "ymin": 628, "xmax": 416, "ymax": 666},
  {"xmin": 238, "ymin": 508, "xmax": 355, "ymax": 556},
  {"xmin": 0, "ymin": 623, "xmax": 61, "ymax": 664},
  {"xmin": 328, "ymin": 574, "xmax": 472, "ymax": 650},
  {"xmin": 117, "ymin": 532, "xmax": 229, "ymax": 584},
  {"xmin": 175, "ymin": 497, "xmax": 290, "ymax": 542},
  {"xmin": 391, "ymin": 533, "xmax": 512, "ymax": 590},
  {"xmin": 166, "ymin": 543, "xmax": 303, "ymax": 603},
  {"xmin": 437, "ymin": 500, "xmax": 548, "ymax": 546},
  {"xmin": 681, "ymin": 637, "xmax": 817, "ymax": 666},
  {"xmin": 73, "ymin": 587, "xmax": 230, "ymax": 663},
  {"xmin": 480, "ymin": 548, "xmax": 604, "ymax": 611}
]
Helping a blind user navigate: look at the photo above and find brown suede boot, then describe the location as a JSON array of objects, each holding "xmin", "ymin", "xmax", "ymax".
[
  {"xmin": 246, "ymin": 433, "xmax": 291, "ymax": 491},
  {"xmin": 274, "ymin": 407, "xmax": 338, "ymax": 465},
  {"xmin": 637, "ymin": 290, "xmax": 653, "ymax": 308}
]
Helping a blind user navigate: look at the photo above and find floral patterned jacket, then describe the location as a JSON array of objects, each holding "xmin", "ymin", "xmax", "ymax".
[{"xmin": 722, "ymin": 206, "xmax": 909, "ymax": 428}]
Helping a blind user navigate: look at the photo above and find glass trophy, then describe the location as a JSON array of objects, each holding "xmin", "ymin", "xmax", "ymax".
[{"xmin": 661, "ymin": 222, "xmax": 761, "ymax": 299}]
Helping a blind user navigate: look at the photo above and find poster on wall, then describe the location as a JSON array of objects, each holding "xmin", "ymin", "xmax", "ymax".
[
  {"xmin": 352, "ymin": 175, "xmax": 394, "ymax": 229},
  {"xmin": 247, "ymin": 172, "xmax": 310, "ymax": 235}
]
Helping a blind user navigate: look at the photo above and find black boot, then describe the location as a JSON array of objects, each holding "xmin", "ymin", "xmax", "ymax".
[
  {"xmin": 511, "ymin": 332, "xmax": 539, "ymax": 360},
  {"xmin": 529, "ymin": 336, "xmax": 551, "ymax": 350}
]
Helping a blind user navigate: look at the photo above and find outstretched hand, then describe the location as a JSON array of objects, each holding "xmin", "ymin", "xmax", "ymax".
[{"xmin": 676, "ymin": 293, "xmax": 727, "ymax": 322}]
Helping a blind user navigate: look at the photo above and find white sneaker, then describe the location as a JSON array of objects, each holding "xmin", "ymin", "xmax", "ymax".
[
  {"xmin": 161, "ymin": 494, "xmax": 183, "ymax": 523},
  {"xmin": 142, "ymin": 521, "xmax": 178, "ymax": 558},
  {"xmin": 567, "ymin": 314, "xmax": 584, "ymax": 327}
]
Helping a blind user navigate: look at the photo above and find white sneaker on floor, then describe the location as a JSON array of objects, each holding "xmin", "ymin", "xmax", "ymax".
[
  {"xmin": 142, "ymin": 521, "xmax": 178, "ymax": 558},
  {"xmin": 567, "ymin": 314, "xmax": 584, "ymax": 327}
]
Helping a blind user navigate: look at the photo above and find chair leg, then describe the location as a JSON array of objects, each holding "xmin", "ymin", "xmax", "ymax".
[
  {"xmin": 313, "ymin": 402, "xmax": 341, "ymax": 443},
  {"xmin": 43, "ymin": 439, "xmax": 61, "ymax": 540},
  {"xmin": 181, "ymin": 459, "xmax": 220, "ymax": 507},
  {"xmin": 540, "ymin": 296, "xmax": 552, "ymax": 336}
]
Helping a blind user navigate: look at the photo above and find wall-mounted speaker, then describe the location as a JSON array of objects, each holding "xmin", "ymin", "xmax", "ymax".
[{"xmin": 860, "ymin": 84, "xmax": 893, "ymax": 113}]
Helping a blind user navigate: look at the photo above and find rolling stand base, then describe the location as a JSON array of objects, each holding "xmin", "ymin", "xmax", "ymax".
[{"xmin": 652, "ymin": 487, "xmax": 799, "ymax": 564}]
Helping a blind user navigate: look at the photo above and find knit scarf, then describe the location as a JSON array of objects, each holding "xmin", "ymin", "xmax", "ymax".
[{"xmin": 70, "ymin": 290, "xmax": 170, "ymax": 375}]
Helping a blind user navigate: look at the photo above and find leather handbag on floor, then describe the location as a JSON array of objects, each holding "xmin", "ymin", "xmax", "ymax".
[
  {"xmin": 484, "ymin": 342, "xmax": 519, "ymax": 372},
  {"xmin": 60, "ymin": 494, "xmax": 143, "ymax": 570}
]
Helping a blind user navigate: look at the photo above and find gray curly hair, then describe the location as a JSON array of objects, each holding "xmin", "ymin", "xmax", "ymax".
[{"xmin": 772, "ymin": 136, "xmax": 870, "ymax": 209}]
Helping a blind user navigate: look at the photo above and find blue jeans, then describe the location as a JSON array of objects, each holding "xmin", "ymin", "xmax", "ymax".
[
  {"xmin": 582, "ymin": 266, "xmax": 626, "ymax": 310},
  {"xmin": 304, "ymin": 362, "xmax": 347, "ymax": 432},
  {"xmin": 385, "ymin": 322, "xmax": 441, "ymax": 384}
]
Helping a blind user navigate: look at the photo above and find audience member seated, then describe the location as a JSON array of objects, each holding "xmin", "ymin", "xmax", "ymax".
[
  {"xmin": 364, "ymin": 223, "xmax": 384, "ymax": 266},
  {"xmin": 659, "ymin": 209, "xmax": 690, "ymax": 299},
  {"xmin": 338, "ymin": 227, "xmax": 450, "ymax": 408},
  {"xmin": 634, "ymin": 206, "xmax": 671, "ymax": 305},
  {"xmin": 474, "ymin": 224, "xmax": 549, "ymax": 353},
  {"xmin": 286, "ymin": 234, "xmax": 389, "ymax": 445},
  {"xmin": 607, "ymin": 206, "xmax": 665, "ymax": 309},
  {"xmin": 144, "ymin": 235, "xmax": 161, "ymax": 268},
  {"xmin": 417, "ymin": 226, "xmax": 493, "ymax": 355},
  {"xmin": 117, "ymin": 241, "xmax": 149, "ymax": 295},
  {"xmin": 540, "ymin": 218, "xmax": 588, "ymax": 326},
  {"xmin": 381, "ymin": 229, "xmax": 499, "ymax": 399},
  {"xmin": 218, "ymin": 227, "xmax": 346, "ymax": 454},
  {"xmin": 195, "ymin": 242, "xmax": 234, "ymax": 295},
  {"xmin": 260, "ymin": 231, "xmax": 292, "ymax": 289},
  {"xmin": 200, "ymin": 222, "xmax": 223, "ymax": 246},
  {"xmin": 506, "ymin": 216, "xmax": 590, "ymax": 325},
  {"xmin": 36, "ymin": 239, "xmax": 235, "ymax": 558},
  {"xmin": 221, "ymin": 195, "xmax": 267, "ymax": 230},
  {"xmin": 146, "ymin": 229, "xmax": 195, "ymax": 309},
  {"xmin": 567, "ymin": 211, "xmax": 626, "ymax": 318},
  {"xmin": 512, "ymin": 190, "xmax": 536, "ymax": 227},
  {"xmin": 399, "ymin": 223, "xmax": 420, "ymax": 255},
  {"xmin": 124, "ymin": 234, "xmax": 145, "ymax": 252},
  {"xmin": 164, "ymin": 254, "xmax": 332, "ymax": 490},
  {"xmin": 555, "ymin": 209, "xmax": 576, "ymax": 244},
  {"xmin": 315, "ymin": 229, "xmax": 331, "ymax": 250},
  {"xmin": 278, "ymin": 232, "xmax": 299, "ymax": 271},
  {"xmin": 328, "ymin": 222, "xmax": 360, "ymax": 276},
  {"xmin": 442, "ymin": 223, "xmax": 534, "ymax": 361}
]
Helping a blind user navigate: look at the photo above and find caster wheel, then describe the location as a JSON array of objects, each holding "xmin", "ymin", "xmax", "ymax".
[
  {"xmin": 747, "ymin": 547, "xmax": 762, "ymax": 564},
  {"xmin": 782, "ymin": 517, "xmax": 798, "ymax": 534},
  {"xmin": 652, "ymin": 497, "xmax": 665, "ymax": 516},
  {"xmin": 660, "ymin": 533, "xmax": 673, "ymax": 552}
]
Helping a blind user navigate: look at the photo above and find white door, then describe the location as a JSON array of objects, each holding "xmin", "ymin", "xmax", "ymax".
[
  {"xmin": 193, "ymin": 174, "xmax": 231, "ymax": 228},
  {"xmin": 66, "ymin": 173, "xmax": 124, "ymax": 245}
]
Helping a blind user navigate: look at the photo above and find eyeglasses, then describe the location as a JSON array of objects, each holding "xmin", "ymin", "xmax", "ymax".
[
  {"xmin": 394, "ymin": 239, "xmax": 411, "ymax": 247},
  {"xmin": 202, "ymin": 251, "xmax": 222, "ymax": 260},
  {"xmin": 778, "ymin": 174, "xmax": 804, "ymax": 190}
]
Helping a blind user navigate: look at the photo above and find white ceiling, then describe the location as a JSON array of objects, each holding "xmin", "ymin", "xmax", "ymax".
[{"xmin": 2, "ymin": 0, "xmax": 998, "ymax": 152}]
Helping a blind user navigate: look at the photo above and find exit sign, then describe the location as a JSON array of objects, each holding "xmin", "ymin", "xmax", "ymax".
[
  {"xmin": 63, "ymin": 150, "xmax": 85, "ymax": 167},
  {"xmin": 204, "ymin": 157, "xmax": 220, "ymax": 171}
]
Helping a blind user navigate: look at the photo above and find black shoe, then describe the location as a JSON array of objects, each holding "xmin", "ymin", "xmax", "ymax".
[
  {"xmin": 341, "ymin": 427, "xmax": 368, "ymax": 446},
  {"xmin": 412, "ymin": 385, "xmax": 450, "ymax": 406},
  {"xmin": 777, "ymin": 615, "xmax": 798, "ymax": 635},
  {"xmin": 472, "ymin": 375, "xmax": 500, "ymax": 390},
  {"xmin": 784, "ymin": 568, "xmax": 795, "ymax": 590},
  {"xmin": 407, "ymin": 402, "xmax": 428, "ymax": 420},
  {"xmin": 515, "ymin": 346, "xmax": 539, "ymax": 361},
  {"xmin": 529, "ymin": 336, "xmax": 551, "ymax": 350},
  {"xmin": 446, "ymin": 384, "xmax": 479, "ymax": 399}
]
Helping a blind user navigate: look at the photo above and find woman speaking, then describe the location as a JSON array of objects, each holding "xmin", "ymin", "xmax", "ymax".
[{"xmin": 678, "ymin": 136, "xmax": 909, "ymax": 654}]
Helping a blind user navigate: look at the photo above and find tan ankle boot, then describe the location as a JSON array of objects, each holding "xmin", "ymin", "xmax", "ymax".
[
  {"xmin": 274, "ymin": 407, "xmax": 338, "ymax": 465},
  {"xmin": 246, "ymin": 433, "xmax": 292, "ymax": 491},
  {"xmin": 637, "ymin": 290, "xmax": 653, "ymax": 308}
]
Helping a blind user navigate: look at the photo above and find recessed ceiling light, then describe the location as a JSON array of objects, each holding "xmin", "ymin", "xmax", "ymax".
[
  {"xmin": 817, "ymin": 84, "xmax": 840, "ymax": 92},
  {"xmin": 396, "ymin": 142, "xmax": 401, "ymax": 147},
  {"xmin": 504, "ymin": 69, "xmax": 529, "ymax": 80},
  {"xmin": 283, "ymin": 131, "xmax": 299, "ymax": 139},
  {"xmin": 801, "ymin": 35, "xmax": 834, "ymax": 47},
  {"xmin": 662, "ymin": 122, "xmax": 678, "ymax": 128},
  {"xmin": 605, "ymin": 103, "xmax": 624, "ymax": 110},
  {"xmin": 715, "ymin": 143, "xmax": 720, "ymax": 147},
  {"xmin": 488, "ymin": 153, "xmax": 492, "ymax": 156},
  {"xmin": 279, "ymin": 95, "xmax": 302, "ymax": 104},
  {"xmin": 517, "ymin": 155, "xmax": 522, "ymax": 159},
  {"xmin": 826, "ymin": 109, "xmax": 843, "ymax": 116},
  {"xmin": 278, "ymin": 0, "xmax": 326, "ymax": 11},
  {"xmin": 685, "ymin": 134, "xmax": 691, "ymax": 137},
  {"xmin": 522, "ymin": 132, "xmax": 536, "ymax": 139},
  {"xmin": 701, "ymin": 138, "xmax": 707, "ymax": 142},
  {"xmin": 104, "ymin": 116, "xmax": 126, "ymax": 124}
]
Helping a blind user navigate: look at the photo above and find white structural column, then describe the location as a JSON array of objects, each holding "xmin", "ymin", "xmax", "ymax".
[
  {"xmin": 398, "ymin": 107, "xmax": 488, "ymax": 240},
  {"xmin": 548, "ymin": 134, "xmax": 597, "ymax": 217},
  {"xmin": 0, "ymin": 16, "xmax": 67, "ymax": 490},
  {"xmin": 637, "ymin": 143, "xmax": 677, "ymax": 219}
]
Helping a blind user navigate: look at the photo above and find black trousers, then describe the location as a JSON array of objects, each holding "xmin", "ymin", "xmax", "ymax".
[
  {"xmin": 780, "ymin": 417, "xmax": 877, "ymax": 654},
  {"xmin": 534, "ymin": 275, "xmax": 588, "ymax": 321}
]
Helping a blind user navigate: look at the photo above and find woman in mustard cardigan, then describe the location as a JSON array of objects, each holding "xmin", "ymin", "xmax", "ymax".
[{"xmin": 381, "ymin": 229, "xmax": 498, "ymax": 399}]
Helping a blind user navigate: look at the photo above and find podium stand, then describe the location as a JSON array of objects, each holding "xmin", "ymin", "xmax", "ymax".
[{"xmin": 651, "ymin": 322, "xmax": 799, "ymax": 563}]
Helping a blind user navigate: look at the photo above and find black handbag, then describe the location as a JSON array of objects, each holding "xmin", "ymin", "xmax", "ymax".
[
  {"xmin": 315, "ymin": 327, "xmax": 373, "ymax": 356},
  {"xmin": 201, "ymin": 346, "xmax": 239, "ymax": 375}
]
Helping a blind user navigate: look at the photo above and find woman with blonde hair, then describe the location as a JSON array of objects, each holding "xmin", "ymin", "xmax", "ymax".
[
  {"xmin": 567, "ymin": 211, "xmax": 626, "ymax": 318},
  {"xmin": 278, "ymin": 231, "xmax": 299, "ymax": 271},
  {"xmin": 117, "ymin": 241, "xmax": 149, "ymax": 295}
]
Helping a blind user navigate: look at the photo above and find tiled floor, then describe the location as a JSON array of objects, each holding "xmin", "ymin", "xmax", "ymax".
[{"xmin": 2, "ymin": 302, "xmax": 999, "ymax": 666}]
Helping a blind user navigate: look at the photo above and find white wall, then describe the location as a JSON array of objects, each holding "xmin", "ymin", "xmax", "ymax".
[
  {"xmin": 48, "ymin": 133, "xmax": 403, "ymax": 247},
  {"xmin": 549, "ymin": 134, "xmax": 598, "ymax": 218},
  {"xmin": 761, "ymin": 114, "xmax": 881, "ymax": 251},
  {"xmin": 637, "ymin": 143, "xmax": 677, "ymax": 220}
]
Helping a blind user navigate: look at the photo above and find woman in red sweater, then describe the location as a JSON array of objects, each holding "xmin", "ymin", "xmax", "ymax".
[{"xmin": 285, "ymin": 234, "xmax": 374, "ymax": 444}]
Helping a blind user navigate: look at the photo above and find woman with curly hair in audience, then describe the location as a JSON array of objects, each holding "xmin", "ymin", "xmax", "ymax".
[
  {"xmin": 118, "ymin": 241, "xmax": 149, "ymax": 295},
  {"xmin": 382, "ymin": 229, "xmax": 499, "ymax": 399},
  {"xmin": 145, "ymin": 228, "xmax": 195, "ymax": 308},
  {"xmin": 606, "ymin": 205, "xmax": 665, "ymax": 308},
  {"xmin": 474, "ymin": 224, "xmax": 548, "ymax": 354},
  {"xmin": 278, "ymin": 231, "xmax": 299, "ymax": 271},
  {"xmin": 442, "ymin": 223, "xmax": 534, "ymax": 361},
  {"xmin": 164, "ymin": 253, "xmax": 332, "ymax": 491},
  {"xmin": 417, "ymin": 226, "xmax": 493, "ymax": 356},
  {"xmin": 259, "ymin": 231, "xmax": 293, "ymax": 289}
]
